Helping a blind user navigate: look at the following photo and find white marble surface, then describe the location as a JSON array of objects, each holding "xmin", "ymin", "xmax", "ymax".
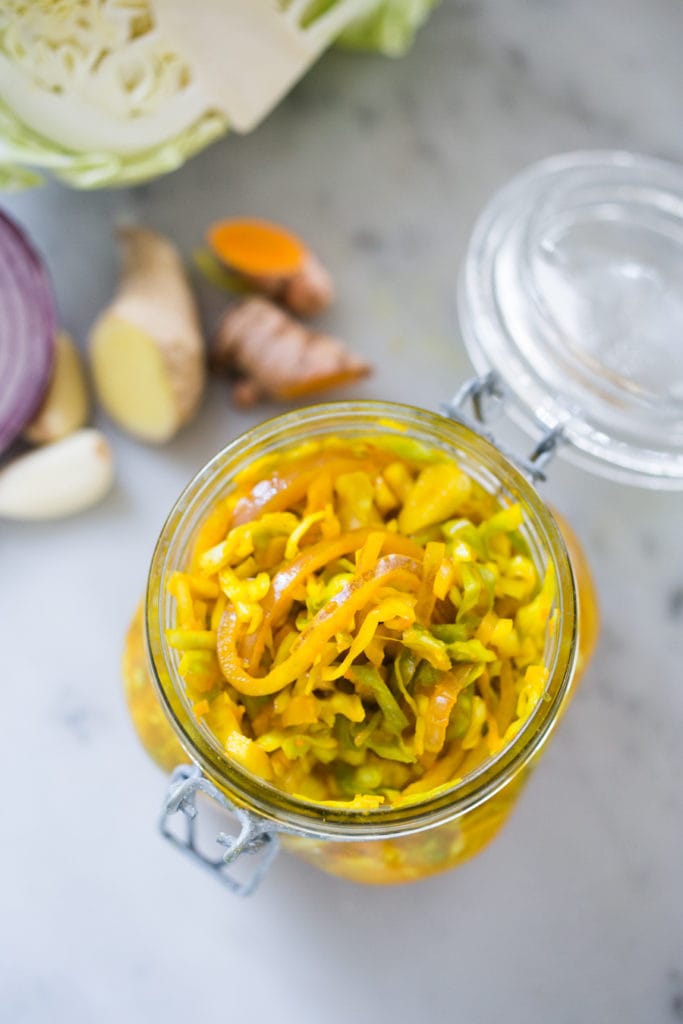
[{"xmin": 2, "ymin": 3, "xmax": 683, "ymax": 1022}]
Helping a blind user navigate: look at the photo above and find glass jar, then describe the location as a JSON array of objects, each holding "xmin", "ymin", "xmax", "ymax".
[
  {"xmin": 124, "ymin": 148, "xmax": 683, "ymax": 891},
  {"xmin": 125, "ymin": 401, "xmax": 598, "ymax": 888}
]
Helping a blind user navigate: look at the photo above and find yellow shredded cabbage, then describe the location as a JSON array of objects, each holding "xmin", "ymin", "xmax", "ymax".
[{"xmin": 166, "ymin": 437, "xmax": 555, "ymax": 807}]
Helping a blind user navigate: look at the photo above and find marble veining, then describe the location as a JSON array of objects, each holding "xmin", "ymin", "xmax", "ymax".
[{"xmin": 2, "ymin": 2, "xmax": 683, "ymax": 1022}]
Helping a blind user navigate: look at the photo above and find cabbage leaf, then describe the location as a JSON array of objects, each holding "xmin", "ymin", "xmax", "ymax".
[{"xmin": 339, "ymin": 0, "xmax": 441, "ymax": 55}]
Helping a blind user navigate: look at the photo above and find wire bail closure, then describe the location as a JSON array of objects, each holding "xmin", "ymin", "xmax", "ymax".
[
  {"xmin": 160, "ymin": 765, "xmax": 280, "ymax": 896},
  {"xmin": 442, "ymin": 372, "xmax": 563, "ymax": 483}
]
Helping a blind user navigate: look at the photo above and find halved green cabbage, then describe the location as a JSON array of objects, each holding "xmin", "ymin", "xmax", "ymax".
[{"xmin": 0, "ymin": 0, "xmax": 439, "ymax": 190}]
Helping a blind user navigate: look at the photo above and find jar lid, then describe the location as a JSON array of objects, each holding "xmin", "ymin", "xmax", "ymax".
[{"xmin": 459, "ymin": 151, "xmax": 683, "ymax": 488}]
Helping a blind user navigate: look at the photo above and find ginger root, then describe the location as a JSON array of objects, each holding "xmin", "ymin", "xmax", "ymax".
[
  {"xmin": 24, "ymin": 331, "xmax": 89, "ymax": 444},
  {"xmin": 212, "ymin": 297, "xmax": 370, "ymax": 407},
  {"xmin": 89, "ymin": 226, "xmax": 205, "ymax": 444},
  {"xmin": 207, "ymin": 218, "xmax": 334, "ymax": 316}
]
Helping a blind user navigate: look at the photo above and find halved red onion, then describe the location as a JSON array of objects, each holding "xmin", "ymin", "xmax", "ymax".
[{"xmin": 0, "ymin": 210, "xmax": 56, "ymax": 455}]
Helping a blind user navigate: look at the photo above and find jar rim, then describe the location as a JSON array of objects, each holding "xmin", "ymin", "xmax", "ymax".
[{"xmin": 145, "ymin": 400, "xmax": 578, "ymax": 841}]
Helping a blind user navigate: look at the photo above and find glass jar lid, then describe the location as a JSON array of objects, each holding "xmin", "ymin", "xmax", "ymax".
[{"xmin": 459, "ymin": 150, "xmax": 683, "ymax": 489}]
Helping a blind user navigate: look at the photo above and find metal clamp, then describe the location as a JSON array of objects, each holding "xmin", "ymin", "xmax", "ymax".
[
  {"xmin": 442, "ymin": 371, "xmax": 564, "ymax": 483},
  {"xmin": 160, "ymin": 765, "xmax": 280, "ymax": 896}
]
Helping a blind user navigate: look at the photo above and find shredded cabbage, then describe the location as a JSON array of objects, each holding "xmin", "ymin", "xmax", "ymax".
[{"xmin": 166, "ymin": 436, "xmax": 555, "ymax": 808}]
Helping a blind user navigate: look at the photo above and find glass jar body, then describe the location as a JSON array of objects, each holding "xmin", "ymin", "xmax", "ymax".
[{"xmin": 125, "ymin": 402, "xmax": 598, "ymax": 885}]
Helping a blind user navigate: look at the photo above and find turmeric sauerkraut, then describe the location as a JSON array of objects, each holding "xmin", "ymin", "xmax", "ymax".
[{"xmin": 165, "ymin": 436, "xmax": 555, "ymax": 808}]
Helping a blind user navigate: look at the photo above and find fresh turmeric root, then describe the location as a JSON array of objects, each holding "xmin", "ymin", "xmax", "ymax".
[
  {"xmin": 212, "ymin": 297, "xmax": 370, "ymax": 407},
  {"xmin": 207, "ymin": 218, "xmax": 334, "ymax": 316}
]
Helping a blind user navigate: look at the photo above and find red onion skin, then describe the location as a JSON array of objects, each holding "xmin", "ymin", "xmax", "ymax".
[{"xmin": 0, "ymin": 210, "xmax": 56, "ymax": 455}]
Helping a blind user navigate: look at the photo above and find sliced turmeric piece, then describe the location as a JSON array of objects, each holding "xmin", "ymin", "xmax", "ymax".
[
  {"xmin": 207, "ymin": 218, "xmax": 333, "ymax": 316},
  {"xmin": 208, "ymin": 218, "xmax": 306, "ymax": 277}
]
